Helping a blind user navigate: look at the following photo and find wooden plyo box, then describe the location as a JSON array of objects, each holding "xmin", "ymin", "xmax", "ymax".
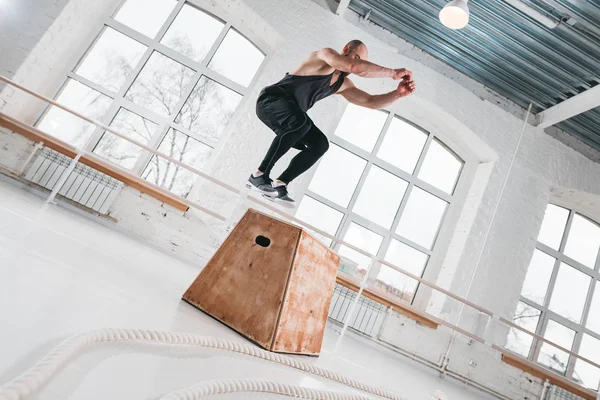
[{"xmin": 182, "ymin": 208, "xmax": 340, "ymax": 356}]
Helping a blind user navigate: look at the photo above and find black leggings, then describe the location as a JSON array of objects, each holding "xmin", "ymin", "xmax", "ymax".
[{"xmin": 256, "ymin": 89, "xmax": 329, "ymax": 184}]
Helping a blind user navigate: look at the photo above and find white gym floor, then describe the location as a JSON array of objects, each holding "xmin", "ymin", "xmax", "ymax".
[{"xmin": 0, "ymin": 177, "xmax": 492, "ymax": 400}]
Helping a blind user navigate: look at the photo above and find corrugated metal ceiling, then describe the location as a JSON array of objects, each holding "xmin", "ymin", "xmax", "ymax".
[{"xmin": 348, "ymin": 0, "xmax": 600, "ymax": 151}]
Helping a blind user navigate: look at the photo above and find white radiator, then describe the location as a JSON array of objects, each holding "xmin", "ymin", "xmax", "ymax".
[
  {"xmin": 544, "ymin": 384, "xmax": 591, "ymax": 400},
  {"xmin": 329, "ymin": 283, "xmax": 386, "ymax": 337},
  {"xmin": 24, "ymin": 148, "xmax": 123, "ymax": 214}
]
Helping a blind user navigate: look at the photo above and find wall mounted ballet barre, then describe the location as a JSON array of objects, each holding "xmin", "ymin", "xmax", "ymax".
[{"xmin": 0, "ymin": 75, "xmax": 597, "ymax": 399}]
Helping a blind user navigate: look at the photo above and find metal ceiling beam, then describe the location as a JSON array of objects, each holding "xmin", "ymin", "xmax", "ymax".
[
  {"xmin": 502, "ymin": 0, "xmax": 559, "ymax": 29},
  {"xmin": 336, "ymin": 0, "xmax": 351, "ymax": 16},
  {"xmin": 539, "ymin": 0, "xmax": 600, "ymax": 37},
  {"xmin": 537, "ymin": 85, "xmax": 600, "ymax": 128}
]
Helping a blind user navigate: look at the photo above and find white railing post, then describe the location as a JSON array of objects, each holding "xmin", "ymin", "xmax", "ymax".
[
  {"xmin": 337, "ymin": 256, "xmax": 378, "ymax": 342},
  {"xmin": 45, "ymin": 138, "xmax": 91, "ymax": 205},
  {"xmin": 481, "ymin": 313, "xmax": 498, "ymax": 347},
  {"xmin": 18, "ymin": 141, "xmax": 44, "ymax": 176},
  {"xmin": 539, "ymin": 379, "xmax": 550, "ymax": 400},
  {"xmin": 223, "ymin": 186, "xmax": 251, "ymax": 236}
]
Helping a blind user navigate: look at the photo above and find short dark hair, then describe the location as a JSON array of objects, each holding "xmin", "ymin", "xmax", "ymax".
[{"xmin": 346, "ymin": 39, "xmax": 365, "ymax": 50}]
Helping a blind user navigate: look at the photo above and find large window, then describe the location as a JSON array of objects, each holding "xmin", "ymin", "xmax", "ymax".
[
  {"xmin": 36, "ymin": 0, "xmax": 265, "ymax": 198},
  {"xmin": 507, "ymin": 204, "xmax": 600, "ymax": 390},
  {"xmin": 296, "ymin": 103, "xmax": 464, "ymax": 305}
]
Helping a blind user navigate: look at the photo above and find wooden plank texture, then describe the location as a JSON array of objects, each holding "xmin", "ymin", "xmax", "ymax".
[
  {"xmin": 273, "ymin": 230, "xmax": 339, "ymax": 355},
  {"xmin": 183, "ymin": 209, "xmax": 301, "ymax": 349}
]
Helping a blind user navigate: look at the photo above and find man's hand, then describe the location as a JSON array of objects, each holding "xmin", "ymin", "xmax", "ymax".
[
  {"xmin": 396, "ymin": 78, "xmax": 416, "ymax": 98},
  {"xmin": 340, "ymin": 77, "xmax": 416, "ymax": 109},
  {"xmin": 393, "ymin": 68, "xmax": 412, "ymax": 81}
]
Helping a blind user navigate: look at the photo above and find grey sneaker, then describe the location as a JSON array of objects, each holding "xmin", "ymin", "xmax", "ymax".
[
  {"xmin": 246, "ymin": 174, "xmax": 276, "ymax": 194},
  {"xmin": 263, "ymin": 184, "xmax": 295, "ymax": 206}
]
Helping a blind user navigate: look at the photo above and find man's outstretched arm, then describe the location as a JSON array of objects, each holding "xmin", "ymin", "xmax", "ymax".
[
  {"xmin": 339, "ymin": 78, "xmax": 416, "ymax": 109},
  {"xmin": 317, "ymin": 48, "xmax": 411, "ymax": 80}
]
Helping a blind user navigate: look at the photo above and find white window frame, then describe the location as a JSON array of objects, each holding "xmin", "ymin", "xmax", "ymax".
[
  {"xmin": 303, "ymin": 108, "xmax": 473, "ymax": 307},
  {"xmin": 517, "ymin": 200, "xmax": 600, "ymax": 383},
  {"xmin": 34, "ymin": 0, "xmax": 269, "ymax": 184}
]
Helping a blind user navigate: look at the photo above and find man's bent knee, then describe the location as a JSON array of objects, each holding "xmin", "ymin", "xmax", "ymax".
[{"xmin": 315, "ymin": 137, "xmax": 329, "ymax": 155}]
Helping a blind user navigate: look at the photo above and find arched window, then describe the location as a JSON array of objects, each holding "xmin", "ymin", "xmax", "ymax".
[
  {"xmin": 35, "ymin": 0, "xmax": 266, "ymax": 198},
  {"xmin": 507, "ymin": 203, "xmax": 600, "ymax": 390},
  {"xmin": 295, "ymin": 103, "xmax": 465, "ymax": 306}
]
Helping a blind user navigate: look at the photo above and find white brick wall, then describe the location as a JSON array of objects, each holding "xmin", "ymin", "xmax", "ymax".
[
  {"xmin": 1, "ymin": 0, "xmax": 600, "ymax": 398},
  {"xmin": 0, "ymin": 128, "xmax": 35, "ymax": 172},
  {"xmin": 106, "ymin": 187, "xmax": 218, "ymax": 265},
  {"xmin": 0, "ymin": 0, "xmax": 69, "ymax": 82},
  {"xmin": 0, "ymin": 0, "xmax": 122, "ymax": 124}
]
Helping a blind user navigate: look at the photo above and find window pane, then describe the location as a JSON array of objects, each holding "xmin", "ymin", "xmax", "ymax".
[
  {"xmin": 377, "ymin": 240, "xmax": 429, "ymax": 303},
  {"xmin": 160, "ymin": 5, "xmax": 224, "ymax": 62},
  {"xmin": 353, "ymin": 166, "xmax": 408, "ymax": 229},
  {"xmin": 521, "ymin": 249, "xmax": 555, "ymax": 305},
  {"xmin": 338, "ymin": 247, "xmax": 370, "ymax": 280},
  {"xmin": 308, "ymin": 144, "xmax": 366, "ymax": 208},
  {"xmin": 37, "ymin": 79, "xmax": 112, "ymax": 149},
  {"xmin": 505, "ymin": 302, "xmax": 541, "ymax": 358},
  {"xmin": 142, "ymin": 129, "xmax": 212, "ymax": 197},
  {"xmin": 574, "ymin": 334, "xmax": 600, "ymax": 390},
  {"xmin": 580, "ymin": 334, "xmax": 600, "ymax": 368},
  {"xmin": 75, "ymin": 27, "xmax": 146, "ymax": 93},
  {"xmin": 574, "ymin": 360, "xmax": 600, "ymax": 391},
  {"xmin": 537, "ymin": 204, "xmax": 569, "ymax": 250},
  {"xmin": 295, "ymin": 196, "xmax": 343, "ymax": 246},
  {"xmin": 344, "ymin": 222, "xmax": 383, "ymax": 255},
  {"xmin": 377, "ymin": 117, "xmax": 427, "ymax": 175},
  {"xmin": 549, "ymin": 262, "xmax": 591, "ymax": 323},
  {"xmin": 93, "ymin": 108, "xmax": 158, "ymax": 169},
  {"xmin": 333, "ymin": 104, "xmax": 387, "ymax": 152},
  {"xmin": 375, "ymin": 266, "xmax": 418, "ymax": 303},
  {"xmin": 175, "ymin": 76, "xmax": 242, "ymax": 142},
  {"xmin": 114, "ymin": 0, "xmax": 177, "ymax": 38},
  {"xmin": 125, "ymin": 52, "xmax": 195, "ymax": 117},
  {"xmin": 338, "ymin": 223, "xmax": 383, "ymax": 279},
  {"xmin": 587, "ymin": 284, "xmax": 600, "ymax": 333},
  {"xmin": 208, "ymin": 29, "xmax": 264, "ymax": 87},
  {"xmin": 564, "ymin": 214, "xmax": 600, "ymax": 269},
  {"xmin": 396, "ymin": 187, "xmax": 448, "ymax": 249},
  {"xmin": 538, "ymin": 320, "xmax": 575, "ymax": 375},
  {"xmin": 417, "ymin": 139, "xmax": 463, "ymax": 195},
  {"xmin": 385, "ymin": 239, "xmax": 429, "ymax": 277}
]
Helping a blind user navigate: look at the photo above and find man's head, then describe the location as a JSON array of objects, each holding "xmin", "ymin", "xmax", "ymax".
[{"xmin": 342, "ymin": 39, "xmax": 368, "ymax": 61}]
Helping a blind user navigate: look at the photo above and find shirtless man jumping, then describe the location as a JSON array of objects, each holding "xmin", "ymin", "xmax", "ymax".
[{"xmin": 247, "ymin": 40, "xmax": 416, "ymax": 205}]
